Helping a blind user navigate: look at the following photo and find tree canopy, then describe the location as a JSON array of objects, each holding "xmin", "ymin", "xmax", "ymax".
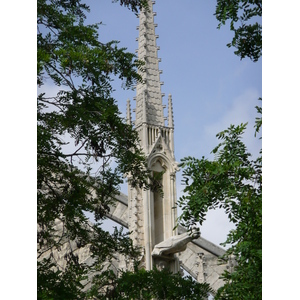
[
  {"xmin": 178, "ymin": 117, "xmax": 262, "ymax": 299},
  {"xmin": 215, "ymin": 0, "xmax": 262, "ymax": 61},
  {"xmin": 104, "ymin": 267, "xmax": 212, "ymax": 299}
]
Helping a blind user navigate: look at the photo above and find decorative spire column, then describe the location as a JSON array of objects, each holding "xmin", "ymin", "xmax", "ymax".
[
  {"xmin": 126, "ymin": 99, "xmax": 132, "ymax": 125},
  {"xmin": 127, "ymin": 0, "xmax": 188, "ymax": 273}
]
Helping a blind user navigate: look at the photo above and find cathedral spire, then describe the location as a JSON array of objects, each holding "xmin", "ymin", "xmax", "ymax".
[
  {"xmin": 128, "ymin": 1, "xmax": 179, "ymax": 273},
  {"xmin": 134, "ymin": 0, "xmax": 164, "ymax": 128}
]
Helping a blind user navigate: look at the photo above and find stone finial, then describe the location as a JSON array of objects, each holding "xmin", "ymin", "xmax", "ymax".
[
  {"xmin": 142, "ymin": 91, "xmax": 147, "ymax": 124},
  {"xmin": 126, "ymin": 99, "xmax": 132, "ymax": 125},
  {"xmin": 168, "ymin": 94, "xmax": 174, "ymax": 128}
]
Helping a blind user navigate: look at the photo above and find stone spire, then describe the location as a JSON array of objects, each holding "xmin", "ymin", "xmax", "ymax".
[
  {"xmin": 128, "ymin": 1, "xmax": 179, "ymax": 273},
  {"xmin": 134, "ymin": 0, "xmax": 164, "ymax": 128}
]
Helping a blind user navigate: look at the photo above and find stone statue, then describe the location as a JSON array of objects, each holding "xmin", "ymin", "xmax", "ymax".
[{"xmin": 152, "ymin": 228, "xmax": 200, "ymax": 257}]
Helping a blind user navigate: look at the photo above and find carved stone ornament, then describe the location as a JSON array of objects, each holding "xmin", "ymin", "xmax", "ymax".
[{"xmin": 152, "ymin": 228, "xmax": 200, "ymax": 257}]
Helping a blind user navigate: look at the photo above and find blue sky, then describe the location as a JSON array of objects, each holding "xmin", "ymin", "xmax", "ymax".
[
  {"xmin": 3, "ymin": 1, "xmax": 300, "ymax": 298},
  {"xmin": 83, "ymin": 0, "xmax": 262, "ymax": 247}
]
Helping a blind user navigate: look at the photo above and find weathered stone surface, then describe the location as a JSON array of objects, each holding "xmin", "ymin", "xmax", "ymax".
[{"xmin": 152, "ymin": 228, "xmax": 200, "ymax": 256}]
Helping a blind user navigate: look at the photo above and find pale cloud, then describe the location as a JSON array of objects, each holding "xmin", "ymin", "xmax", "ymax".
[
  {"xmin": 37, "ymin": 82, "xmax": 63, "ymax": 98},
  {"xmin": 200, "ymin": 209, "xmax": 235, "ymax": 249},
  {"xmin": 204, "ymin": 88, "xmax": 259, "ymax": 135},
  {"xmin": 204, "ymin": 88, "xmax": 262, "ymax": 159},
  {"xmin": 233, "ymin": 59, "xmax": 249, "ymax": 78}
]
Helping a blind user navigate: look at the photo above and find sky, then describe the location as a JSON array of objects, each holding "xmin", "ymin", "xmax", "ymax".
[
  {"xmin": 83, "ymin": 0, "xmax": 262, "ymax": 248},
  {"xmin": 2, "ymin": 0, "xmax": 300, "ymax": 298},
  {"xmin": 1, "ymin": 1, "xmax": 299, "ymax": 299}
]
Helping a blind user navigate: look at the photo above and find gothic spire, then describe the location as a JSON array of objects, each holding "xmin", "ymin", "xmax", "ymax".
[{"xmin": 134, "ymin": 0, "xmax": 164, "ymax": 128}]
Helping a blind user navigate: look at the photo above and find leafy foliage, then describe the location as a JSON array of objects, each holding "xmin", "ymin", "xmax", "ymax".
[
  {"xmin": 113, "ymin": 0, "xmax": 149, "ymax": 14},
  {"xmin": 103, "ymin": 267, "xmax": 212, "ymax": 300},
  {"xmin": 178, "ymin": 113, "xmax": 262, "ymax": 299},
  {"xmin": 215, "ymin": 0, "xmax": 262, "ymax": 61}
]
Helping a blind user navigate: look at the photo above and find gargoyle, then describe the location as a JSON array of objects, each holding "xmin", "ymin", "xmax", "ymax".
[{"xmin": 152, "ymin": 228, "xmax": 200, "ymax": 257}]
